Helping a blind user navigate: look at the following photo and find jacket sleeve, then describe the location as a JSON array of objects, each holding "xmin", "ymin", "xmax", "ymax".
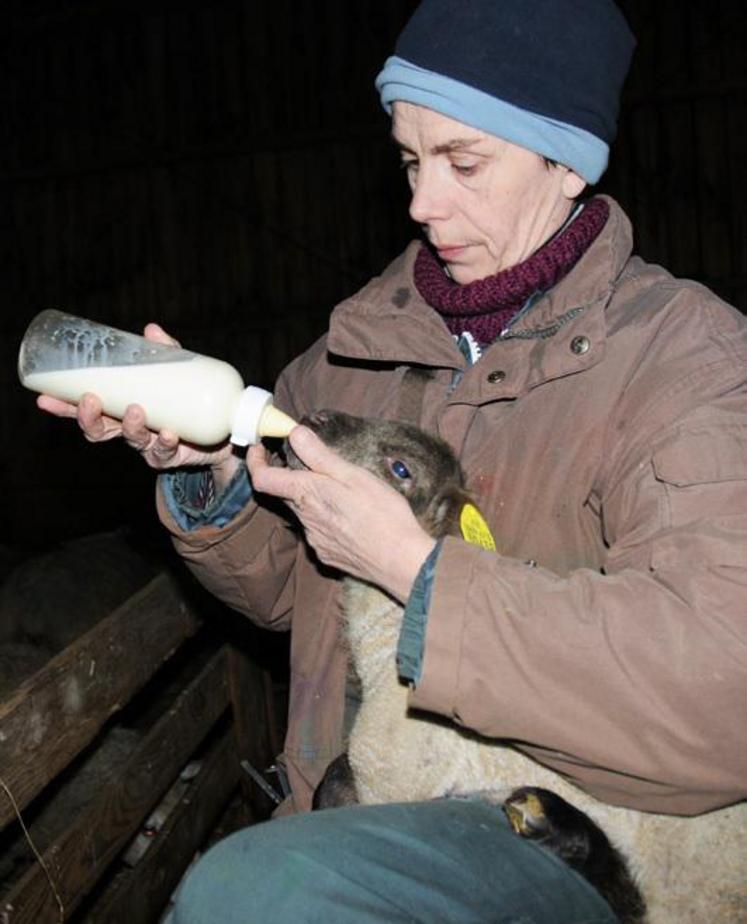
[
  {"xmin": 157, "ymin": 485, "xmax": 300, "ymax": 631},
  {"xmin": 154, "ymin": 367, "xmax": 306, "ymax": 631},
  {"xmin": 409, "ymin": 394, "xmax": 747, "ymax": 815}
]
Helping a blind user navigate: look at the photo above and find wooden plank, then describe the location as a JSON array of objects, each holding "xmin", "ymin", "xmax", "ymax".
[
  {"xmin": 0, "ymin": 572, "xmax": 201, "ymax": 829},
  {"xmin": 1, "ymin": 647, "xmax": 229, "ymax": 923},
  {"xmin": 81, "ymin": 723, "xmax": 240, "ymax": 924}
]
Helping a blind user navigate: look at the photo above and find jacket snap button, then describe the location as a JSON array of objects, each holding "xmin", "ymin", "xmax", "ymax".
[
  {"xmin": 570, "ymin": 335, "xmax": 590, "ymax": 355},
  {"xmin": 487, "ymin": 370, "xmax": 506, "ymax": 384}
]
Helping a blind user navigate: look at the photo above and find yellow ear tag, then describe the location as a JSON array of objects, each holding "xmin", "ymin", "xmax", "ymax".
[{"xmin": 460, "ymin": 504, "xmax": 496, "ymax": 551}]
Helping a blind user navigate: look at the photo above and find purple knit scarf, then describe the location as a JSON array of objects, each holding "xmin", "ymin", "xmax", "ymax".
[{"xmin": 413, "ymin": 197, "xmax": 610, "ymax": 344}]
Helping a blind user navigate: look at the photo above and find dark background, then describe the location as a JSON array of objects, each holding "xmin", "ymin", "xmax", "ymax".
[{"xmin": 1, "ymin": 0, "xmax": 745, "ymax": 562}]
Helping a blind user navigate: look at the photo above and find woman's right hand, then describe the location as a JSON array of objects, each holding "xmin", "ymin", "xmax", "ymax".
[{"xmin": 36, "ymin": 323, "xmax": 239, "ymax": 485}]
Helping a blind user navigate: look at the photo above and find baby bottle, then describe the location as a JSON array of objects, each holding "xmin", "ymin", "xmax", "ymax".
[{"xmin": 18, "ymin": 309, "xmax": 296, "ymax": 446}]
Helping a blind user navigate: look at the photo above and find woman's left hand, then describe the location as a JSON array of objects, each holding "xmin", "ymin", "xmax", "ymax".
[{"xmin": 247, "ymin": 426, "xmax": 436, "ymax": 602}]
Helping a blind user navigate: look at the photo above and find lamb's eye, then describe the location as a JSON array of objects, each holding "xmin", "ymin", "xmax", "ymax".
[{"xmin": 390, "ymin": 459, "xmax": 411, "ymax": 480}]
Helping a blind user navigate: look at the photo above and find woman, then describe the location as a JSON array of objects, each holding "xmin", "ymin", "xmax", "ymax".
[{"xmin": 41, "ymin": 1, "xmax": 747, "ymax": 920}]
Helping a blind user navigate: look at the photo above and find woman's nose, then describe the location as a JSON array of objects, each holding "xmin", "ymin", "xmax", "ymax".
[{"xmin": 408, "ymin": 165, "xmax": 449, "ymax": 225}]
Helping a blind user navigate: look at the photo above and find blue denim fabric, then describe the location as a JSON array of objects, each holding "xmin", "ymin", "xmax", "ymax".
[
  {"xmin": 160, "ymin": 466, "xmax": 252, "ymax": 531},
  {"xmin": 164, "ymin": 800, "xmax": 618, "ymax": 924},
  {"xmin": 397, "ymin": 540, "xmax": 442, "ymax": 685}
]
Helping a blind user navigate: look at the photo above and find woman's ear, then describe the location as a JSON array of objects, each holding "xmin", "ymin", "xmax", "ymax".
[{"xmin": 562, "ymin": 168, "xmax": 587, "ymax": 200}]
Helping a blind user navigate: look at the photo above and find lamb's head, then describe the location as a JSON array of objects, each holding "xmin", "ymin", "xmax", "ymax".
[{"xmin": 286, "ymin": 410, "xmax": 469, "ymax": 539}]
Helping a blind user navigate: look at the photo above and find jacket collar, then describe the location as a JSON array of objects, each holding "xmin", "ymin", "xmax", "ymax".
[
  {"xmin": 327, "ymin": 196, "xmax": 634, "ymax": 374},
  {"xmin": 500, "ymin": 195, "xmax": 632, "ymax": 340},
  {"xmin": 328, "ymin": 244, "xmax": 464, "ymax": 368}
]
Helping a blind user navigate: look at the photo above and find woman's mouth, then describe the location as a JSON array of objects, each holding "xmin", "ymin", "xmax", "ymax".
[{"xmin": 436, "ymin": 245, "xmax": 468, "ymax": 260}]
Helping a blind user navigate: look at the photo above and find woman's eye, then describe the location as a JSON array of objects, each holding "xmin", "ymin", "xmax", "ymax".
[
  {"xmin": 391, "ymin": 460, "xmax": 411, "ymax": 480},
  {"xmin": 452, "ymin": 163, "xmax": 477, "ymax": 177}
]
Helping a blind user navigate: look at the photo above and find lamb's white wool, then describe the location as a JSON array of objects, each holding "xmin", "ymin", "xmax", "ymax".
[{"xmin": 343, "ymin": 579, "xmax": 747, "ymax": 924}]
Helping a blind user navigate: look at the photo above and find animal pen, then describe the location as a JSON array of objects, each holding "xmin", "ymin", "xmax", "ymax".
[{"xmin": 0, "ymin": 560, "xmax": 279, "ymax": 923}]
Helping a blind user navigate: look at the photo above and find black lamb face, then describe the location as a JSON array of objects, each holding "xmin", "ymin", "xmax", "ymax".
[{"xmin": 285, "ymin": 410, "xmax": 469, "ymax": 539}]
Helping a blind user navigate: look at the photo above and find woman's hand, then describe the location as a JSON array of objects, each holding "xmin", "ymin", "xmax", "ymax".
[
  {"xmin": 36, "ymin": 322, "xmax": 239, "ymax": 487},
  {"xmin": 247, "ymin": 425, "xmax": 436, "ymax": 602}
]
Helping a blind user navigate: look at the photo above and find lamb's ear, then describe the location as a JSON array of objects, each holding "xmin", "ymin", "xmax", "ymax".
[{"xmin": 422, "ymin": 488, "xmax": 472, "ymax": 539}]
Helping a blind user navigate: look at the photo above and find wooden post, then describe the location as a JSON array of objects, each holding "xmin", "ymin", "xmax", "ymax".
[{"xmin": 226, "ymin": 645, "xmax": 277, "ymax": 820}]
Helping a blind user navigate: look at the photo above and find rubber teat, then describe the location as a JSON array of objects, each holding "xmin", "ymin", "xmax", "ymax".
[
  {"xmin": 258, "ymin": 403, "xmax": 296, "ymax": 438},
  {"xmin": 230, "ymin": 385, "xmax": 296, "ymax": 446}
]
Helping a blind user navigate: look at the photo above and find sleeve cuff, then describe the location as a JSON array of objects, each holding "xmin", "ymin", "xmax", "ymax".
[
  {"xmin": 397, "ymin": 540, "xmax": 443, "ymax": 685},
  {"xmin": 159, "ymin": 466, "xmax": 252, "ymax": 531}
]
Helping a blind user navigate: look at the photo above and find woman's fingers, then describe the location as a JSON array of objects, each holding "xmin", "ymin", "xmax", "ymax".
[
  {"xmin": 120, "ymin": 403, "xmax": 155, "ymax": 450},
  {"xmin": 76, "ymin": 393, "xmax": 125, "ymax": 442},
  {"xmin": 34, "ymin": 323, "xmax": 231, "ymax": 471},
  {"xmin": 36, "ymin": 394, "xmax": 79, "ymax": 419},
  {"xmin": 248, "ymin": 426, "xmax": 358, "ymax": 505},
  {"xmin": 285, "ymin": 426, "xmax": 355, "ymax": 481},
  {"xmin": 143, "ymin": 322, "xmax": 180, "ymax": 347},
  {"xmin": 246, "ymin": 427, "xmax": 433, "ymax": 598}
]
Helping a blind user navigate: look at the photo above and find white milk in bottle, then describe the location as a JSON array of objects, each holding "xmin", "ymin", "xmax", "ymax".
[{"xmin": 18, "ymin": 310, "xmax": 295, "ymax": 446}]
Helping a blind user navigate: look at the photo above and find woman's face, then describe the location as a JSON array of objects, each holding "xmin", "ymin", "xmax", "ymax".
[{"xmin": 392, "ymin": 102, "xmax": 586, "ymax": 284}]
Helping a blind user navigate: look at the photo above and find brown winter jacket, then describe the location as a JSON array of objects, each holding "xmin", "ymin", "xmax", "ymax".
[{"xmin": 158, "ymin": 197, "xmax": 747, "ymax": 816}]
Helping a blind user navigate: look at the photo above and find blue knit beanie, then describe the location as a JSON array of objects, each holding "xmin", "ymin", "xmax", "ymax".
[{"xmin": 376, "ymin": 0, "xmax": 635, "ymax": 183}]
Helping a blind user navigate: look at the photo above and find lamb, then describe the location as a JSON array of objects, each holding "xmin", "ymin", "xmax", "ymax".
[{"xmin": 288, "ymin": 410, "xmax": 747, "ymax": 924}]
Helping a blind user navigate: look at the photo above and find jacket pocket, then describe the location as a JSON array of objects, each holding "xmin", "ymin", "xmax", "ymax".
[
  {"xmin": 650, "ymin": 430, "xmax": 747, "ymax": 570},
  {"xmin": 652, "ymin": 430, "xmax": 747, "ymax": 487}
]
